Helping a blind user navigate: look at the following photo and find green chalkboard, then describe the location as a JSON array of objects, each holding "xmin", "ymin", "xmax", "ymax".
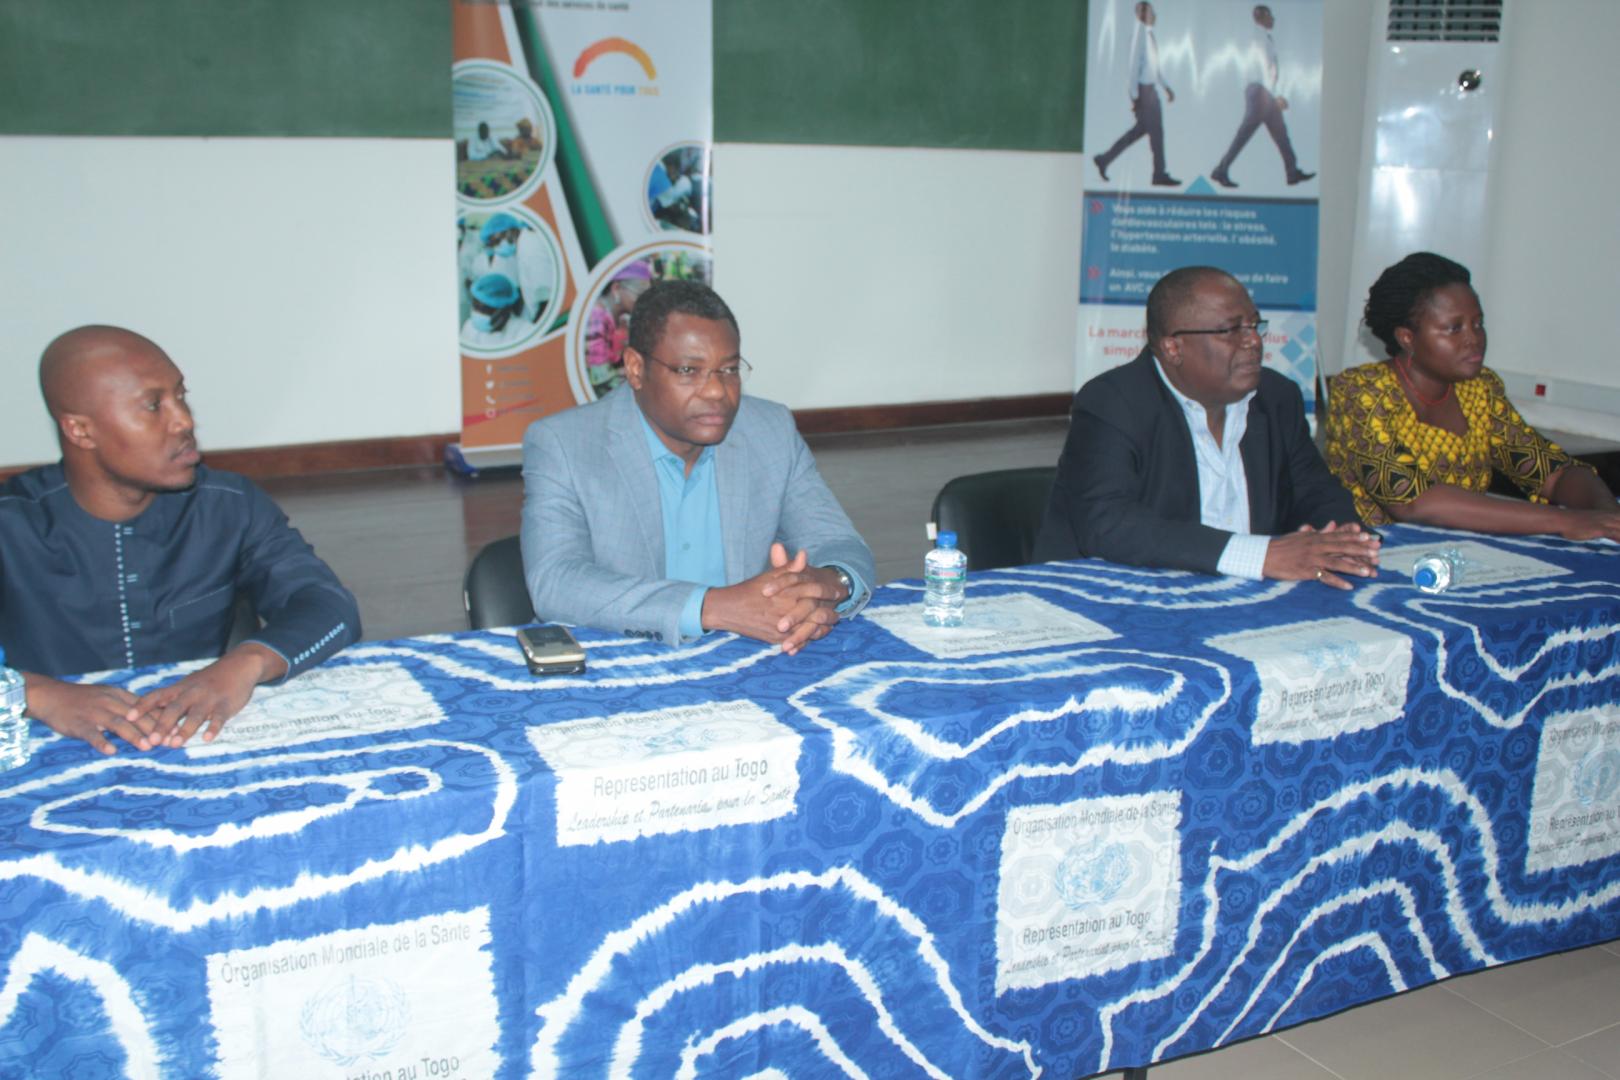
[
  {"xmin": 0, "ymin": 0, "xmax": 1083, "ymax": 149},
  {"xmin": 713, "ymin": 0, "xmax": 1086, "ymax": 151},
  {"xmin": 0, "ymin": 0, "xmax": 449, "ymax": 137}
]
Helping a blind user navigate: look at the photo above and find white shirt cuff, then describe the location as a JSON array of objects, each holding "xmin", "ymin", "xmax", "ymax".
[{"xmin": 1217, "ymin": 534, "xmax": 1271, "ymax": 580}]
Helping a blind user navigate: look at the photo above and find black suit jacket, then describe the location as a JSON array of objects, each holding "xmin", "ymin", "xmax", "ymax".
[{"xmin": 1032, "ymin": 347, "xmax": 1360, "ymax": 573}]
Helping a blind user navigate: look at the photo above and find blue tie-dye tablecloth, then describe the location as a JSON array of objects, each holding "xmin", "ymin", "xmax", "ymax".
[{"xmin": 4, "ymin": 525, "xmax": 1620, "ymax": 1078}]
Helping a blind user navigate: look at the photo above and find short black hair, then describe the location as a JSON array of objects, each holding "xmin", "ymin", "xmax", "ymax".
[
  {"xmin": 627, "ymin": 279, "xmax": 739, "ymax": 358},
  {"xmin": 1145, "ymin": 266, "xmax": 1234, "ymax": 343},
  {"xmin": 1363, "ymin": 252, "xmax": 1472, "ymax": 358}
]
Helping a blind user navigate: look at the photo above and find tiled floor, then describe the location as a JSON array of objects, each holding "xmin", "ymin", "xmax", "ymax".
[
  {"xmin": 1113, "ymin": 940, "xmax": 1620, "ymax": 1079},
  {"xmin": 260, "ymin": 415, "xmax": 1620, "ymax": 1078}
]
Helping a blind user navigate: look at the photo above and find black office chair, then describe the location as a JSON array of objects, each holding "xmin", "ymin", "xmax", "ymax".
[
  {"xmin": 928, "ymin": 466, "xmax": 1057, "ymax": 571},
  {"xmin": 464, "ymin": 535, "xmax": 536, "ymax": 630}
]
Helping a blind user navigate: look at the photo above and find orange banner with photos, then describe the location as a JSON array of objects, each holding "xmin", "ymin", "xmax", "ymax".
[{"xmin": 450, "ymin": 0, "xmax": 713, "ymax": 467}]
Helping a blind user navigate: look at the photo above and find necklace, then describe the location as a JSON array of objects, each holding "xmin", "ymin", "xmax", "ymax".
[{"xmin": 1392, "ymin": 354, "xmax": 1451, "ymax": 407}]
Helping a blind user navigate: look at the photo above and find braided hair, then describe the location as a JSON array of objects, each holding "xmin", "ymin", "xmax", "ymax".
[{"xmin": 1363, "ymin": 252, "xmax": 1472, "ymax": 358}]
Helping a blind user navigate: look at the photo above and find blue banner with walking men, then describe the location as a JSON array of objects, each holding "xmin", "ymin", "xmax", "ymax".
[{"xmin": 1077, "ymin": 0, "xmax": 1323, "ymax": 419}]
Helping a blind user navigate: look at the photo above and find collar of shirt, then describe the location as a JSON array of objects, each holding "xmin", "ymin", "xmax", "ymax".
[
  {"xmin": 635, "ymin": 405, "xmax": 727, "ymax": 591},
  {"xmin": 1152, "ymin": 356, "xmax": 1256, "ymax": 535}
]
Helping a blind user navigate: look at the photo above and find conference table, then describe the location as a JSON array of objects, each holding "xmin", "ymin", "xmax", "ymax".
[{"xmin": 4, "ymin": 525, "xmax": 1620, "ymax": 1078}]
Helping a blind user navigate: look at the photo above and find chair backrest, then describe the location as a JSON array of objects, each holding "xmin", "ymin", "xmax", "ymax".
[
  {"xmin": 464, "ymin": 535, "xmax": 536, "ymax": 630},
  {"xmin": 928, "ymin": 466, "xmax": 1057, "ymax": 572}
]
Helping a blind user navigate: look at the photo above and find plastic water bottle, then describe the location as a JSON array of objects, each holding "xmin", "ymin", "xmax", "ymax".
[
  {"xmin": 0, "ymin": 646, "xmax": 30, "ymax": 771},
  {"xmin": 924, "ymin": 531, "xmax": 968, "ymax": 627},
  {"xmin": 1412, "ymin": 548, "xmax": 1466, "ymax": 594}
]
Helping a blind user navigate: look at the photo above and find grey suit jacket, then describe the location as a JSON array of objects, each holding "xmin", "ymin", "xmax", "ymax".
[{"xmin": 520, "ymin": 386, "xmax": 876, "ymax": 645}]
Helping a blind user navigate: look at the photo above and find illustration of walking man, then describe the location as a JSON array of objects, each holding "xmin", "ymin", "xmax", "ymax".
[
  {"xmin": 1211, "ymin": 5, "xmax": 1316, "ymax": 187},
  {"xmin": 1093, "ymin": 2, "xmax": 1180, "ymax": 187}
]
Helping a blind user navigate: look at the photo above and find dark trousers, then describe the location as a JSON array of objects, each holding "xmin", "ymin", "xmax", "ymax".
[
  {"xmin": 1215, "ymin": 82, "xmax": 1300, "ymax": 176},
  {"xmin": 1097, "ymin": 84, "xmax": 1168, "ymax": 179}
]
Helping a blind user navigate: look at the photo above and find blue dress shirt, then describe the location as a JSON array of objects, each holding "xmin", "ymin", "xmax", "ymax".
[
  {"xmin": 638, "ymin": 416, "xmax": 728, "ymax": 639},
  {"xmin": 637, "ymin": 411, "xmax": 868, "ymax": 641}
]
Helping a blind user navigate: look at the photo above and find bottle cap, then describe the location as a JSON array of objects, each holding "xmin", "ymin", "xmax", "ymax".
[
  {"xmin": 937, "ymin": 531, "xmax": 957, "ymax": 549},
  {"xmin": 1414, "ymin": 567, "xmax": 1437, "ymax": 589}
]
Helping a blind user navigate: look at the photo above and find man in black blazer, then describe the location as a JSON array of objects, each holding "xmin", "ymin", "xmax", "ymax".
[{"xmin": 1034, "ymin": 266, "xmax": 1379, "ymax": 587}]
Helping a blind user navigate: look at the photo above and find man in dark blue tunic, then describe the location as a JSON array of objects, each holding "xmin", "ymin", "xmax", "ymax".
[{"xmin": 0, "ymin": 326, "xmax": 360, "ymax": 755}]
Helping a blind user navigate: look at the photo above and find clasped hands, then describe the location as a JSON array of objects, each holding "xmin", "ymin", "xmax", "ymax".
[
  {"xmin": 1263, "ymin": 521, "xmax": 1382, "ymax": 590},
  {"xmin": 24, "ymin": 642, "xmax": 288, "ymax": 756},
  {"xmin": 702, "ymin": 542, "xmax": 849, "ymax": 654}
]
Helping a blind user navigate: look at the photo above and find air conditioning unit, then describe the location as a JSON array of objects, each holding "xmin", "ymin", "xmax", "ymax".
[{"xmin": 1338, "ymin": 0, "xmax": 1504, "ymax": 372}]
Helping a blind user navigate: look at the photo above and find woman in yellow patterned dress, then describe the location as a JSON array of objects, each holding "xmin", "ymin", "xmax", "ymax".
[{"xmin": 1325, "ymin": 252, "xmax": 1620, "ymax": 539}]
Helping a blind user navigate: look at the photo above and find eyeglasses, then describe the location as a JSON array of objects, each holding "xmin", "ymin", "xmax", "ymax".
[
  {"xmin": 643, "ymin": 354, "xmax": 752, "ymax": 387},
  {"xmin": 1170, "ymin": 320, "xmax": 1269, "ymax": 341}
]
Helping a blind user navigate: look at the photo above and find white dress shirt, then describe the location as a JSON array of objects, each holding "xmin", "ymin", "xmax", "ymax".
[
  {"xmin": 1153, "ymin": 358, "xmax": 1271, "ymax": 579},
  {"xmin": 1255, "ymin": 26, "xmax": 1279, "ymax": 92},
  {"xmin": 1126, "ymin": 23, "xmax": 1171, "ymax": 101}
]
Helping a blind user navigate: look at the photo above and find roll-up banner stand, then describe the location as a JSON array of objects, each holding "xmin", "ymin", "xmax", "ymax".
[
  {"xmin": 1077, "ymin": 0, "xmax": 1322, "ymax": 425},
  {"xmin": 449, "ymin": 0, "xmax": 714, "ymax": 473}
]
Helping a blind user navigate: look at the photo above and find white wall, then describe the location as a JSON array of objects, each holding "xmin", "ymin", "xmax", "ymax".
[
  {"xmin": 0, "ymin": 137, "xmax": 1086, "ymax": 468},
  {"xmin": 0, "ymin": 137, "xmax": 459, "ymax": 468},
  {"xmin": 714, "ymin": 144, "xmax": 1083, "ymax": 409}
]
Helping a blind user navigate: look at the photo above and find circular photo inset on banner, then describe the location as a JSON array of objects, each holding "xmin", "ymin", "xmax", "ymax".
[
  {"xmin": 643, "ymin": 142, "xmax": 711, "ymax": 235},
  {"xmin": 459, "ymin": 207, "xmax": 563, "ymax": 356},
  {"xmin": 569, "ymin": 240, "xmax": 713, "ymax": 401},
  {"xmin": 453, "ymin": 60, "xmax": 555, "ymax": 204}
]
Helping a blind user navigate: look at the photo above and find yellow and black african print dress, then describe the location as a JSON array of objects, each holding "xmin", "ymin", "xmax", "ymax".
[{"xmin": 1324, "ymin": 362, "xmax": 1578, "ymax": 525}]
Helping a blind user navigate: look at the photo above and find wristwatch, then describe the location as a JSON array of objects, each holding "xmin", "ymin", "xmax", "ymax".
[{"xmin": 829, "ymin": 566, "xmax": 854, "ymax": 602}]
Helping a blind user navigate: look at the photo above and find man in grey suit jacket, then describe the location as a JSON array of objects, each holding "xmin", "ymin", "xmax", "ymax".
[
  {"xmin": 1034, "ymin": 266, "xmax": 1379, "ymax": 587},
  {"xmin": 522, "ymin": 281, "xmax": 874, "ymax": 651}
]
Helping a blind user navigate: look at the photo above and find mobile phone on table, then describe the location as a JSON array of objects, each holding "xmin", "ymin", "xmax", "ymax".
[{"xmin": 515, "ymin": 624, "xmax": 587, "ymax": 675}]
